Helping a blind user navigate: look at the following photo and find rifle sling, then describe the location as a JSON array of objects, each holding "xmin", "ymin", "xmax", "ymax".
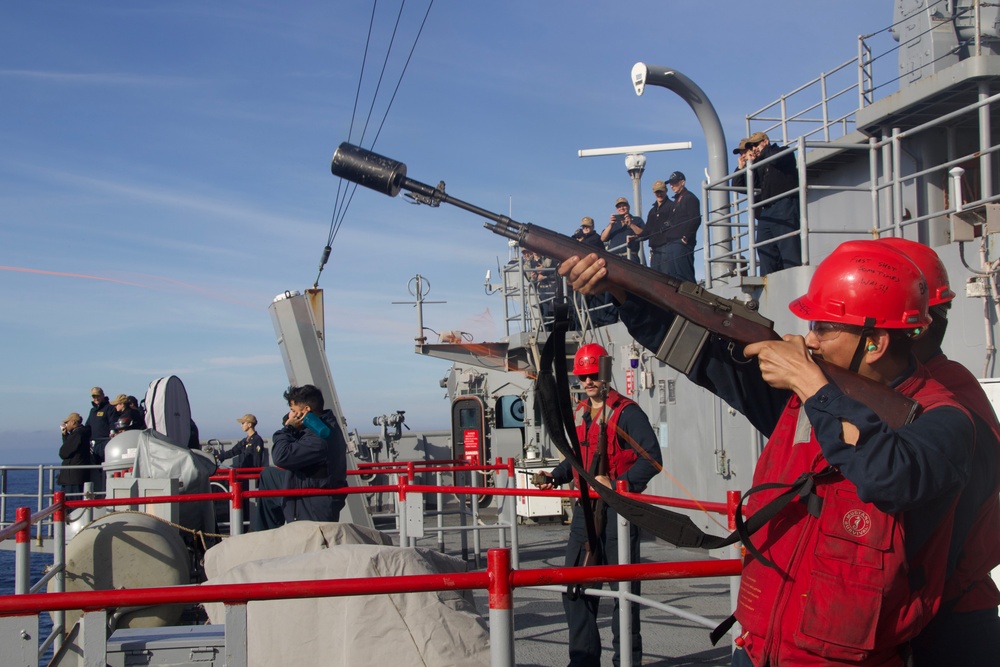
[
  {"xmin": 548, "ymin": 306, "xmax": 603, "ymax": 597},
  {"xmin": 537, "ymin": 330, "xmax": 837, "ymax": 557}
]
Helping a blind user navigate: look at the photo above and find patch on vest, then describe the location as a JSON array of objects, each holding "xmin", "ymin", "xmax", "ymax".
[{"xmin": 842, "ymin": 509, "xmax": 872, "ymax": 537}]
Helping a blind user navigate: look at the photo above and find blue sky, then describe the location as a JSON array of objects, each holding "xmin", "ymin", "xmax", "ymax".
[{"xmin": 0, "ymin": 1, "xmax": 896, "ymax": 463}]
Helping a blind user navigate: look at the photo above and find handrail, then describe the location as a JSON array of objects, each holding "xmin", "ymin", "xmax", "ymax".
[{"xmin": 0, "ymin": 549, "xmax": 741, "ymax": 615}]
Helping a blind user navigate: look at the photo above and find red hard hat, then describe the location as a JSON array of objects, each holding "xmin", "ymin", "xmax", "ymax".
[
  {"xmin": 877, "ymin": 237, "xmax": 955, "ymax": 307},
  {"xmin": 789, "ymin": 240, "xmax": 931, "ymax": 329},
  {"xmin": 573, "ymin": 343, "xmax": 608, "ymax": 375}
]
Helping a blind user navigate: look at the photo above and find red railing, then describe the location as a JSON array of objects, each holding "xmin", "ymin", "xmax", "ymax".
[{"xmin": 0, "ymin": 460, "xmax": 744, "ymax": 666}]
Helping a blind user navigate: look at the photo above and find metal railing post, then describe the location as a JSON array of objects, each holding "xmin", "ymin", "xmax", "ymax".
[
  {"xmin": 892, "ymin": 127, "xmax": 903, "ymax": 233},
  {"xmin": 459, "ymin": 471, "xmax": 469, "ymax": 563},
  {"xmin": 398, "ymin": 477, "xmax": 409, "ymax": 546},
  {"xmin": 746, "ymin": 164, "xmax": 758, "ymax": 275},
  {"xmin": 471, "ymin": 478, "xmax": 482, "ymax": 569},
  {"xmin": 225, "ymin": 603, "xmax": 248, "ymax": 667},
  {"xmin": 53, "ymin": 493, "xmax": 66, "ymax": 653},
  {"xmin": 506, "ymin": 460, "xmax": 520, "ymax": 570},
  {"xmin": 797, "ymin": 136, "xmax": 809, "ymax": 266},
  {"xmin": 617, "ymin": 481, "xmax": 632, "ymax": 667},
  {"xmin": 727, "ymin": 490, "xmax": 743, "ymax": 645},
  {"xmin": 80, "ymin": 610, "xmax": 108, "ymax": 666},
  {"xmin": 1, "ymin": 469, "xmax": 7, "ymax": 529},
  {"xmin": 870, "ymin": 135, "xmax": 880, "ymax": 236},
  {"xmin": 980, "ymin": 81, "xmax": 993, "ymax": 199},
  {"xmin": 231, "ymin": 480, "xmax": 243, "ymax": 536},
  {"xmin": 15, "ymin": 507, "xmax": 30, "ymax": 595},
  {"xmin": 436, "ymin": 469, "xmax": 445, "ymax": 553},
  {"xmin": 35, "ymin": 466, "xmax": 44, "ymax": 547},
  {"xmin": 487, "ymin": 549, "xmax": 515, "ymax": 667}
]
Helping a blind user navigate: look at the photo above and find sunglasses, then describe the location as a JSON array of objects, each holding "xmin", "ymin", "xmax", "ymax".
[
  {"xmin": 576, "ymin": 373, "xmax": 600, "ymax": 382},
  {"xmin": 808, "ymin": 321, "xmax": 864, "ymax": 341}
]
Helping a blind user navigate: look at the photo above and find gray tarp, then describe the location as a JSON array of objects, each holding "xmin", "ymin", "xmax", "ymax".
[
  {"xmin": 203, "ymin": 523, "xmax": 489, "ymax": 667},
  {"xmin": 130, "ymin": 429, "xmax": 217, "ymax": 533}
]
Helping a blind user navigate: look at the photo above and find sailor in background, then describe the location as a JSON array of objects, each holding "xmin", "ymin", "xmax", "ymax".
[
  {"xmin": 601, "ymin": 196, "xmax": 644, "ymax": 263},
  {"xmin": 217, "ymin": 413, "xmax": 268, "ymax": 469},
  {"xmin": 635, "ymin": 172, "xmax": 700, "ymax": 282},
  {"xmin": 534, "ymin": 344, "xmax": 661, "ymax": 667},
  {"xmin": 254, "ymin": 385, "xmax": 347, "ymax": 530},
  {"xmin": 572, "ymin": 216, "xmax": 605, "ymax": 251},
  {"xmin": 558, "ymin": 241, "xmax": 978, "ymax": 666},
  {"xmin": 732, "ymin": 131, "xmax": 801, "ymax": 275},
  {"xmin": 58, "ymin": 412, "xmax": 91, "ymax": 498},
  {"xmin": 85, "ymin": 386, "xmax": 114, "ymax": 464},
  {"xmin": 109, "ymin": 393, "xmax": 144, "ymax": 436},
  {"xmin": 634, "ymin": 180, "xmax": 673, "ymax": 274}
]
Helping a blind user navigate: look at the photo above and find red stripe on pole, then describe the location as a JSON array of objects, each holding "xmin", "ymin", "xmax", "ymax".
[
  {"xmin": 232, "ymin": 481, "xmax": 243, "ymax": 510},
  {"xmin": 53, "ymin": 492, "xmax": 65, "ymax": 523},
  {"xmin": 15, "ymin": 507, "xmax": 29, "ymax": 544},
  {"xmin": 488, "ymin": 549, "xmax": 513, "ymax": 610}
]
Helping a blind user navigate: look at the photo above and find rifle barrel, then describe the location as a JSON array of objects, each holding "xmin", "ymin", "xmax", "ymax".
[{"xmin": 330, "ymin": 142, "xmax": 919, "ymax": 428}]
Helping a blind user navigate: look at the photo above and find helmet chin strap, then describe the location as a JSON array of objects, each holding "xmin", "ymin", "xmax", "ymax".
[{"xmin": 849, "ymin": 317, "xmax": 877, "ymax": 373}]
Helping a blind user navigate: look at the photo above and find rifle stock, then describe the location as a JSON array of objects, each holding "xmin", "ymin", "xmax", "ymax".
[{"xmin": 331, "ymin": 142, "xmax": 920, "ymax": 428}]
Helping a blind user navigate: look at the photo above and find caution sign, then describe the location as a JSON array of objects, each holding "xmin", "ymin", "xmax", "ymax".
[{"xmin": 463, "ymin": 429, "xmax": 480, "ymax": 464}]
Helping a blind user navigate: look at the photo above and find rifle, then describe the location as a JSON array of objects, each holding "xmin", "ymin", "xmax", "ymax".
[{"xmin": 331, "ymin": 142, "xmax": 920, "ymax": 428}]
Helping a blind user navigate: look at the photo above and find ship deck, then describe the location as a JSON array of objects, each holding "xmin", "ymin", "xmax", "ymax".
[{"xmin": 415, "ymin": 498, "xmax": 736, "ymax": 666}]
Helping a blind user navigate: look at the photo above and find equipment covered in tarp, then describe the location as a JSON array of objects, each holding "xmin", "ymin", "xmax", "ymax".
[
  {"xmin": 144, "ymin": 375, "xmax": 192, "ymax": 448},
  {"xmin": 203, "ymin": 524, "xmax": 489, "ymax": 667},
  {"xmin": 50, "ymin": 512, "xmax": 191, "ymax": 632},
  {"xmin": 130, "ymin": 429, "xmax": 218, "ymax": 534},
  {"xmin": 204, "ymin": 521, "xmax": 393, "ymax": 578}
]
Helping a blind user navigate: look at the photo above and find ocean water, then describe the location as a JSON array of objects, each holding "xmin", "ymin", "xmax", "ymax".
[{"xmin": 1, "ymin": 468, "xmax": 56, "ymax": 595}]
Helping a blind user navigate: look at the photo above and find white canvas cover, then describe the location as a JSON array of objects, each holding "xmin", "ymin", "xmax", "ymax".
[
  {"xmin": 204, "ymin": 521, "xmax": 393, "ymax": 579},
  {"xmin": 144, "ymin": 375, "xmax": 192, "ymax": 447},
  {"xmin": 203, "ymin": 543, "xmax": 489, "ymax": 667},
  {"xmin": 130, "ymin": 429, "xmax": 217, "ymax": 532}
]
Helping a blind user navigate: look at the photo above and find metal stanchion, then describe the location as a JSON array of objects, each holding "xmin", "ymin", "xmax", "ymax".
[
  {"xmin": 398, "ymin": 477, "xmax": 409, "ymax": 546},
  {"xmin": 436, "ymin": 470, "xmax": 445, "ymax": 553},
  {"xmin": 231, "ymin": 481, "xmax": 243, "ymax": 536},
  {"xmin": 616, "ymin": 481, "xmax": 632, "ymax": 667},
  {"xmin": 487, "ymin": 549, "xmax": 514, "ymax": 666},
  {"xmin": 471, "ymin": 478, "xmax": 482, "ymax": 569},
  {"xmin": 15, "ymin": 507, "xmax": 31, "ymax": 595},
  {"xmin": 506, "ymin": 463, "xmax": 520, "ymax": 570},
  {"xmin": 53, "ymin": 493, "xmax": 66, "ymax": 653}
]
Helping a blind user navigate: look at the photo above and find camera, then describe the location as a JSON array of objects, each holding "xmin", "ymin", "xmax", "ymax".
[
  {"xmin": 571, "ymin": 228, "xmax": 585, "ymax": 240},
  {"xmin": 373, "ymin": 411, "xmax": 405, "ymax": 428}
]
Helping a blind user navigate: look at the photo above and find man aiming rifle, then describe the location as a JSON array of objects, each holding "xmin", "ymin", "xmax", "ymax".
[{"xmin": 559, "ymin": 241, "xmax": 976, "ymax": 666}]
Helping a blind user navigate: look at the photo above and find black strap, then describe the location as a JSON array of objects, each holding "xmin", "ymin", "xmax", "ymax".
[
  {"xmin": 709, "ymin": 614, "xmax": 737, "ymax": 646},
  {"xmin": 545, "ymin": 305, "xmax": 602, "ymax": 597}
]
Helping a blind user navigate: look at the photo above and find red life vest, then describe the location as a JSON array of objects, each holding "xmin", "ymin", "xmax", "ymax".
[
  {"xmin": 924, "ymin": 354, "xmax": 1000, "ymax": 613},
  {"xmin": 737, "ymin": 364, "xmax": 969, "ymax": 666},
  {"xmin": 572, "ymin": 389, "xmax": 639, "ymax": 484}
]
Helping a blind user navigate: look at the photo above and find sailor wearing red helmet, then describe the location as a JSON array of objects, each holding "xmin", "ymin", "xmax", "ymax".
[
  {"xmin": 534, "ymin": 342, "xmax": 661, "ymax": 667},
  {"xmin": 558, "ymin": 240, "xmax": 977, "ymax": 666},
  {"xmin": 875, "ymin": 237, "xmax": 1000, "ymax": 666}
]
